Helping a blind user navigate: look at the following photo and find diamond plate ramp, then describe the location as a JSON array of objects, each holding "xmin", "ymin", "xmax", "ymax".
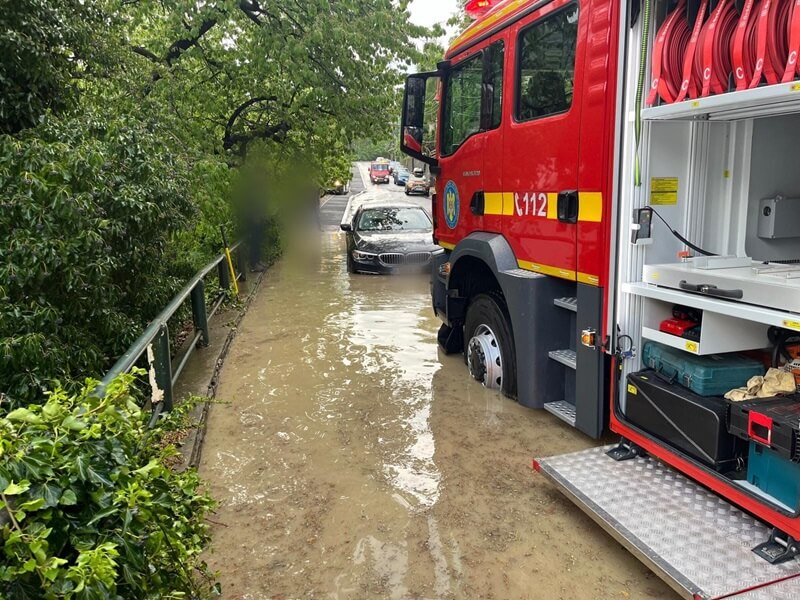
[
  {"xmin": 728, "ymin": 574, "xmax": 800, "ymax": 599},
  {"xmin": 535, "ymin": 446, "xmax": 800, "ymax": 600}
]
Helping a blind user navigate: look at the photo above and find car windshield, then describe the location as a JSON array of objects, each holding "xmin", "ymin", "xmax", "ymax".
[
  {"xmin": 371, "ymin": 164, "xmax": 389, "ymax": 172},
  {"xmin": 357, "ymin": 207, "xmax": 431, "ymax": 232}
]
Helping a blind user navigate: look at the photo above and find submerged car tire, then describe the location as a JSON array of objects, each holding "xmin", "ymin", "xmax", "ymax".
[
  {"xmin": 464, "ymin": 293, "xmax": 517, "ymax": 399},
  {"xmin": 346, "ymin": 253, "xmax": 356, "ymax": 274}
]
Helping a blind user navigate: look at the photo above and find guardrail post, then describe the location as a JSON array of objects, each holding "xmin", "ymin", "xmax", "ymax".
[
  {"xmin": 191, "ymin": 281, "xmax": 210, "ymax": 347},
  {"xmin": 151, "ymin": 323, "xmax": 174, "ymax": 413},
  {"xmin": 218, "ymin": 258, "xmax": 230, "ymax": 291}
]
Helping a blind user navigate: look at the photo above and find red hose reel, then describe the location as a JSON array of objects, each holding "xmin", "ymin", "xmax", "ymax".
[{"xmin": 648, "ymin": 0, "xmax": 800, "ymax": 105}]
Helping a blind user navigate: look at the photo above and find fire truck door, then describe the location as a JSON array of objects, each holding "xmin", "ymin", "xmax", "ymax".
[
  {"xmin": 502, "ymin": 1, "xmax": 584, "ymax": 281},
  {"xmin": 437, "ymin": 50, "xmax": 487, "ymax": 246}
]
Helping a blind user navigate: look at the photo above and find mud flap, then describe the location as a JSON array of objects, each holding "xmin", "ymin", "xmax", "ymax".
[{"xmin": 437, "ymin": 323, "xmax": 463, "ymax": 355}]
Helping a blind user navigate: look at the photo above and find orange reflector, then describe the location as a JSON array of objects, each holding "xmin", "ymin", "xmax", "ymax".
[{"xmin": 581, "ymin": 328, "xmax": 597, "ymax": 348}]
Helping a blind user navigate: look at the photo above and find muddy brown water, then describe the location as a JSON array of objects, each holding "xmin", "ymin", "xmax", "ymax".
[{"xmin": 200, "ymin": 233, "xmax": 676, "ymax": 599}]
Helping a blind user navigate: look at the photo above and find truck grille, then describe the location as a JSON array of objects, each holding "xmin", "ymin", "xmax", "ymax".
[{"xmin": 378, "ymin": 252, "xmax": 432, "ymax": 267}]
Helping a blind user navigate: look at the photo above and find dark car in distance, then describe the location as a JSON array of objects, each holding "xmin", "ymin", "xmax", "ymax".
[
  {"xmin": 393, "ymin": 168, "xmax": 410, "ymax": 186},
  {"xmin": 341, "ymin": 200, "xmax": 441, "ymax": 274}
]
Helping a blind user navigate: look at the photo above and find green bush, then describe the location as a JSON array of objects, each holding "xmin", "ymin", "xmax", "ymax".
[
  {"xmin": 0, "ymin": 371, "xmax": 218, "ymax": 599},
  {"xmin": 0, "ymin": 111, "xmax": 197, "ymax": 406}
]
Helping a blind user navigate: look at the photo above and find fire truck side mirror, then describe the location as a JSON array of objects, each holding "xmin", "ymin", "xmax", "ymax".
[{"xmin": 401, "ymin": 71, "xmax": 441, "ymax": 168}]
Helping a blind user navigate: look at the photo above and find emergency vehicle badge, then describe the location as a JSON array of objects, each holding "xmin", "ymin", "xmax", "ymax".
[{"xmin": 444, "ymin": 181, "xmax": 459, "ymax": 229}]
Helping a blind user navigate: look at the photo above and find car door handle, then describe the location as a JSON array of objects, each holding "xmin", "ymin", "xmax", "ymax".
[
  {"xmin": 557, "ymin": 190, "xmax": 579, "ymax": 224},
  {"xmin": 470, "ymin": 191, "xmax": 485, "ymax": 216}
]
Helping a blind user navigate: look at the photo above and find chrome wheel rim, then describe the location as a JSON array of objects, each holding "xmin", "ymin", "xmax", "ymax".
[{"xmin": 467, "ymin": 324, "xmax": 503, "ymax": 390}]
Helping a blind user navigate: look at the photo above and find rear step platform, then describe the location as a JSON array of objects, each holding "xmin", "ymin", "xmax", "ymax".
[{"xmin": 534, "ymin": 446, "xmax": 800, "ymax": 600}]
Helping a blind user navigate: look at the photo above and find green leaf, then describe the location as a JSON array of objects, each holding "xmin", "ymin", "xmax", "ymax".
[
  {"xmin": 133, "ymin": 459, "xmax": 159, "ymax": 476},
  {"xmin": 17, "ymin": 497, "xmax": 45, "ymax": 512},
  {"xmin": 87, "ymin": 505, "xmax": 118, "ymax": 526},
  {"xmin": 3, "ymin": 481, "xmax": 30, "ymax": 496},
  {"xmin": 5, "ymin": 408, "xmax": 41, "ymax": 424},
  {"xmin": 74, "ymin": 455, "xmax": 90, "ymax": 482},
  {"xmin": 59, "ymin": 489, "xmax": 78, "ymax": 506},
  {"xmin": 30, "ymin": 482, "xmax": 62, "ymax": 509},
  {"xmin": 61, "ymin": 415, "xmax": 86, "ymax": 431},
  {"xmin": 87, "ymin": 466, "xmax": 113, "ymax": 488}
]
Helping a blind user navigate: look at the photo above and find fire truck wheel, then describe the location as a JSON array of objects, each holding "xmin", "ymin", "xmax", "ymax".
[{"xmin": 464, "ymin": 293, "xmax": 517, "ymax": 398}]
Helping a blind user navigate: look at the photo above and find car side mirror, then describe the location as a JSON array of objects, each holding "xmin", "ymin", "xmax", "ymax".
[{"xmin": 340, "ymin": 223, "xmax": 352, "ymax": 232}]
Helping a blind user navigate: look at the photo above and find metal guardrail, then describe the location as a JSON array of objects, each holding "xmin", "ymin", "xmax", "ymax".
[{"xmin": 93, "ymin": 241, "xmax": 246, "ymax": 425}]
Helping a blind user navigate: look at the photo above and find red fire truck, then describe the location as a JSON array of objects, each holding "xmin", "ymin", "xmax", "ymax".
[{"xmin": 401, "ymin": 0, "xmax": 800, "ymax": 596}]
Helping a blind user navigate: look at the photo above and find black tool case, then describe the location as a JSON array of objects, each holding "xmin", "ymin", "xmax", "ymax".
[
  {"xmin": 626, "ymin": 370, "xmax": 746, "ymax": 470},
  {"xmin": 727, "ymin": 396, "xmax": 800, "ymax": 462}
]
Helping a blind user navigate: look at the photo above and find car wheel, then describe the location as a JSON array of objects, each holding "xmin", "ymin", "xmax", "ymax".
[
  {"xmin": 464, "ymin": 293, "xmax": 517, "ymax": 399},
  {"xmin": 404, "ymin": 190, "xmax": 410, "ymax": 196},
  {"xmin": 346, "ymin": 253, "xmax": 356, "ymax": 274}
]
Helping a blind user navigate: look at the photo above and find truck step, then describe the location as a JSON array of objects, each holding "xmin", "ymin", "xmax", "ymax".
[
  {"xmin": 534, "ymin": 446, "xmax": 800, "ymax": 600},
  {"xmin": 554, "ymin": 296, "xmax": 578, "ymax": 312},
  {"xmin": 548, "ymin": 349, "xmax": 576, "ymax": 369},
  {"xmin": 543, "ymin": 400, "xmax": 577, "ymax": 427}
]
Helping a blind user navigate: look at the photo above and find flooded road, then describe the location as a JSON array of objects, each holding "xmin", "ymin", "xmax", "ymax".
[{"xmin": 199, "ymin": 172, "xmax": 675, "ymax": 599}]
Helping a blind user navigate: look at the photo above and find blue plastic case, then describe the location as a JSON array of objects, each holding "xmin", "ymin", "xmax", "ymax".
[
  {"xmin": 748, "ymin": 443, "xmax": 800, "ymax": 511},
  {"xmin": 641, "ymin": 341, "xmax": 764, "ymax": 397}
]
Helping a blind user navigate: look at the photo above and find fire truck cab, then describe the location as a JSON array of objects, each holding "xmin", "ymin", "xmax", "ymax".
[{"xmin": 401, "ymin": 0, "xmax": 800, "ymax": 596}]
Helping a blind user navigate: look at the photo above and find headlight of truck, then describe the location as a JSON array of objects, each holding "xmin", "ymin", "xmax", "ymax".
[{"xmin": 352, "ymin": 250, "xmax": 377, "ymax": 262}]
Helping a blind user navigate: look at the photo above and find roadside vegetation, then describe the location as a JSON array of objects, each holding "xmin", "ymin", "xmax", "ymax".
[{"xmin": 0, "ymin": 1, "xmax": 443, "ymax": 597}]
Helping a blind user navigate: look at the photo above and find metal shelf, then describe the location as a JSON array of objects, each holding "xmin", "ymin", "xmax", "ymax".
[
  {"xmin": 622, "ymin": 282, "xmax": 800, "ymax": 331},
  {"xmin": 642, "ymin": 82, "xmax": 800, "ymax": 121}
]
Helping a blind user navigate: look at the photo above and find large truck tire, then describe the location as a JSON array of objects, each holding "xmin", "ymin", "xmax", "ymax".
[{"xmin": 464, "ymin": 293, "xmax": 517, "ymax": 399}]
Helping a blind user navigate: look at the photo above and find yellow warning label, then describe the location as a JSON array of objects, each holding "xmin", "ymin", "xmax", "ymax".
[
  {"xmin": 791, "ymin": 83, "xmax": 800, "ymax": 92},
  {"xmin": 650, "ymin": 177, "xmax": 679, "ymax": 205},
  {"xmin": 685, "ymin": 341, "xmax": 699, "ymax": 353},
  {"xmin": 627, "ymin": 384, "xmax": 638, "ymax": 395},
  {"xmin": 783, "ymin": 320, "xmax": 800, "ymax": 331}
]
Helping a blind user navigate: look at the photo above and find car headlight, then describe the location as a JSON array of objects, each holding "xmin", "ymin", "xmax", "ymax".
[
  {"xmin": 352, "ymin": 250, "xmax": 377, "ymax": 262},
  {"xmin": 334, "ymin": 180, "xmax": 342, "ymax": 187},
  {"xmin": 432, "ymin": 248, "xmax": 446, "ymax": 256}
]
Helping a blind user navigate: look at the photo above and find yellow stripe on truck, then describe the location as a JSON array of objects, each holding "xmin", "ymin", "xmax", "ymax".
[
  {"xmin": 546, "ymin": 193, "xmax": 558, "ymax": 220},
  {"xmin": 578, "ymin": 192, "xmax": 603, "ymax": 223},
  {"xmin": 450, "ymin": 0, "xmax": 528, "ymax": 51},
  {"xmin": 518, "ymin": 260, "xmax": 576, "ymax": 281},
  {"xmin": 484, "ymin": 192, "xmax": 504, "ymax": 215},
  {"xmin": 577, "ymin": 272, "xmax": 600, "ymax": 286},
  {"xmin": 502, "ymin": 192, "xmax": 515, "ymax": 216}
]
